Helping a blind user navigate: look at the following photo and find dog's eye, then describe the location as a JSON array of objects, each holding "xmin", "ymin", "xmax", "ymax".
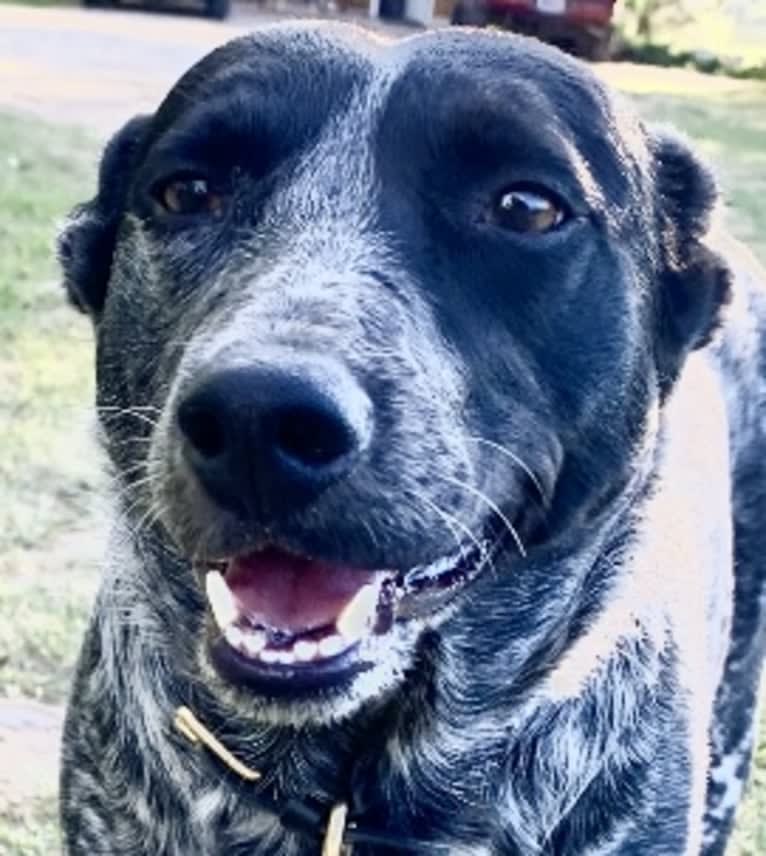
[
  {"xmin": 157, "ymin": 177, "xmax": 224, "ymax": 218},
  {"xmin": 494, "ymin": 185, "xmax": 567, "ymax": 234}
]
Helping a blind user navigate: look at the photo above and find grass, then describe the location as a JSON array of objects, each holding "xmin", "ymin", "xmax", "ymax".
[
  {"xmin": 0, "ymin": 113, "xmax": 103, "ymax": 708},
  {"xmin": 615, "ymin": 1, "xmax": 766, "ymax": 79},
  {"xmin": 628, "ymin": 89, "xmax": 766, "ymax": 264},
  {"xmin": 0, "ymin": 799, "xmax": 61, "ymax": 856},
  {"xmin": 0, "ymin": 78, "xmax": 765, "ymax": 852},
  {"xmin": 0, "ymin": 111, "xmax": 102, "ymax": 855}
]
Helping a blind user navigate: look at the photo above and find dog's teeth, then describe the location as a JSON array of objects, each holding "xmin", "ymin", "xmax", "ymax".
[
  {"xmin": 206, "ymin": 571, "xmax": 239, "ymax": 631},
  {"xmin": 275, "ymin": 650, "xmax": 295, "ymax": 665},
  {"xmin": 317, "ymin": 634, "xmax": 347, "ymax": 658},
  {"xmin": 293, "ymin": 640, "xmax": 319, "ymax": 661},
  {"xmin": 242, "ymin": 630, "xmax": 266, "ymax": 657},
  {"xmin": 335, "ymin": 583, "xmax": 380, "ymax": 641},
  {"xmin": 259, "ymin": 649, "xmax": 279, "ymax": 664},
  {"xmin": 429, "ymin": 555, "xmax": 453, "ymax": 574},
  {"xmin": 224, "ymin": 625, "xmax": 244, "ymax": 649}
]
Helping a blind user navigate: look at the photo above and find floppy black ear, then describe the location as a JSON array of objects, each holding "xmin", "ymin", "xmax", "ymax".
[
  {"xmin": 58, "ymin": 115, "xmax": 151, "ymax": 316},
  {"xmin": 650, "ymin": 130, "xmax": 732, "ymax": 392}
]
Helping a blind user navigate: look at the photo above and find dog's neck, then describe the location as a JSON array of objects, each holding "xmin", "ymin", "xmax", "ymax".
[{"xmin": 92, "ymin": 471, "xmax": 663, "ymax": 854}]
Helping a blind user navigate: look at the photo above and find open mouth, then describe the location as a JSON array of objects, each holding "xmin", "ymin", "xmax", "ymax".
[{"xmin": 202, "ymin": 533, "xmax": 497, "ymax": 695}]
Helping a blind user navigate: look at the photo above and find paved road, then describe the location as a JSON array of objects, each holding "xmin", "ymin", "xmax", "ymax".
[
  {"xmin": 0, "ymin": 4, "xmax": 282, "ymax": 134},
  {"xmin": 1, "ymin": 3, "xmax": 760, "ymax": 138},
  {"xmin": 0, "ymin": 2, "xmax": 417, "ymax": 136}
]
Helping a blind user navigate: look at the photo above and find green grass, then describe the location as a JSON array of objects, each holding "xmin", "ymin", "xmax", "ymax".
[
  {"xmin": 0, "ymin": 84, "xmax": 765, "ymax": 852},
  {"xmin": 0, "ymin": 116, "xmax": 95, "ymax": 320},
  {"xmin": 615, "ymin": 1, "xmax": 766, "ymax": 78},
  {"xmin": 0, "ymin": 113, "xmax": 102, "ymax": 705},
  {"xmin": 0, "ymin": 798, "xmax": 61, "ymax": 856},
  {"xmin": 0, "ymin": 111, "xmax": 102, "ymax": 854},
  {"xmin": 630, "ymin": 90, "xmax": 766, "ymax": 264}
]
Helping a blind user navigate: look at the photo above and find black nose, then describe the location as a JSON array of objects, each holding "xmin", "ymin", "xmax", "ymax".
[{"xmin": 177, "ymin": 365, "xmax": 371, "ymax": 519}]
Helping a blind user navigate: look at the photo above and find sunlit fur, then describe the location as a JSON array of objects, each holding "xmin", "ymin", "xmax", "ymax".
[{"xmin": 58, "ymin": 24, "xmax": 766, "ymax": 855}]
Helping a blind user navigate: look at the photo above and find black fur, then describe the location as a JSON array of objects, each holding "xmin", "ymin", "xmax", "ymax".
[
  {"xmin": 59, "ymin": 24, "xmax": 766, "ymax": 855},
  {"xmin": 58, "ymin": 115, "xmax": 151, "ymax": 314}
]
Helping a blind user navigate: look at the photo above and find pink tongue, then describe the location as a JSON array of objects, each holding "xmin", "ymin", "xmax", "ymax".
[{"xmin": 226, "ymin": 548, "xmax": 380, "ymax": 633}]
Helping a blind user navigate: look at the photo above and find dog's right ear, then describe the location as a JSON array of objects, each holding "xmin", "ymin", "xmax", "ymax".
[{"xmin": 58, "ymin": 115, "xmax": 151, "ymax": 317}]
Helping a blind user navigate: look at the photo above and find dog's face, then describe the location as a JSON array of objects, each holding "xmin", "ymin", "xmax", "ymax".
[{"xmin": 60, "ymin": 25, "xmax": 729, "ymax": 724}]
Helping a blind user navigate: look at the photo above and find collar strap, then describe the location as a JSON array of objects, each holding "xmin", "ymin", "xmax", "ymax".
[{"xmin": 173, "ymin": 706, "xmax": 441, "ymax": 855}]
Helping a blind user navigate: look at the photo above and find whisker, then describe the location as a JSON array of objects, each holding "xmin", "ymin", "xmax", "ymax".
[
  {"xmin": 112, "ymin": 472, "xmax": 158, "ymax": 514},
  {"xmin": 360, "ymin": 518, "xmax": 380, "ymax": 556},
  {"xmin": 105, "ymin": 436, "xmax": 156, "ymax": 449},
  {"xmin": 407, "ymin": 487, "xmax": 488, "ymax": 565},
  {"xmin": 110, "ymin": 413, "xmax": 159, "ymax": 431},
  {"xmin": 408, "ymin": 491, "xmax": 467, "ymax": 561},
  {"xmin": 110, "ymin": 460, "xmax": 151, "ymax": 483},
  {"xmin": 441, "ymin": 475, "xmax": 527, "ymax": 559},
  {"xmin": 96, "ymin": 408, "xmax": 160, "ymax": 431},
  {"xmin": 132, "ymin": 496, "xmax": 169, "ymax": 540},
  {"xmin": 120, "ymin": 490, "xmax": 151, "ymax": 521},
  {"xmin": 96, "ymin": 405, "xmax": 162, "ymax": 413},
  {"xmin": 466, "ymin": 436, "xmax": 545, "ymax": 502}
]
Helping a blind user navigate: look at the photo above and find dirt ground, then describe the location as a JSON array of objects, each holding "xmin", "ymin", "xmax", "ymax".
[{"xmin": 0, "ymin": 700, "xmax": 63, "ymax": 802}]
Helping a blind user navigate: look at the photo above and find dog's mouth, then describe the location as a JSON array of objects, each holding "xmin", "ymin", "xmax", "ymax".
[{"xmin": 202, "ymin": 533, "xmax": 497, "ymax": 695}]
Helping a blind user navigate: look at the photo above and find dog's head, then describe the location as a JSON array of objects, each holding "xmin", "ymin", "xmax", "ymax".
[{"xmin": 59, "ymin": 25, "xmax": 730, "ymax": 724}]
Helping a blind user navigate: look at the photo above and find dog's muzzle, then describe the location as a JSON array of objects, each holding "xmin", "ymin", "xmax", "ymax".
[{"xmin": 175, "ymin": 358, "xmax": 507, "ymax": 695}]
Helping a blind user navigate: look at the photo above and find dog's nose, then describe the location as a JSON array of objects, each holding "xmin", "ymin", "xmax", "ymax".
[{"xmin": 177, "ymin": 364, "xmax": 371, "ymax": 518}]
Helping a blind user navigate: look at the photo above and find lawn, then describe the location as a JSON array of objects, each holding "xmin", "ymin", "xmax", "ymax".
[
  {"xmin": 0, "ymin": 114, "xmax": 103, "ymax": 705},
  {"xmin": 0, "ymin": 112, "xmax": 103, "ymax": 856},
  {"xmin": 615, "ymin": 0, "xmax": 766, "ymax": 77},
  {"xmin": 0, "ymin": 77, "xmax": 765, "ymax": 852}
]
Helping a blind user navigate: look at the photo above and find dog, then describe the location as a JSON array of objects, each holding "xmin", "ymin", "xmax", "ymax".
[{"xmin": 57, "ymin": 23, "xmax": 766, "ymax": 855}]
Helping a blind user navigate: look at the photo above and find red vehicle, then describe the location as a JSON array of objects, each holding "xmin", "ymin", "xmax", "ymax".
[{"xmin": 451, "ymin": 0, "xmax": 617, "ymax": 60}]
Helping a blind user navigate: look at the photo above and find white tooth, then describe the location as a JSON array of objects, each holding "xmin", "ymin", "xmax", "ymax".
[
  {"xmin": 225, "ymin": 625, "xmax": 244, "ymax": 650},
  {"xmin": 242, "ymin": 630, "xmax": 267, "ymax": 657},
  {"xmin": 433, "ymin": 554, "xmax": 456, "ymax": 573},
  {"xmin": 259, "ymin": 649, "xmax": 279, "ymax": 664},
  {"xmin": 206, "ymin": 571, "xmax": 239, "ymax": 631},
  {"xmin": 277, "ymin": 650, "xmax": 296, "ymax": 665},
  {"xmin": 293, "ymin": 640, "xmax": 319, "ymax": 662},
  {"xmin": 318, "ymin": 634, "xmax": 348, "ymax": 658},
  {"xmin": 335, "ymin": 583, "xmax": 380, "ymax": 641}
]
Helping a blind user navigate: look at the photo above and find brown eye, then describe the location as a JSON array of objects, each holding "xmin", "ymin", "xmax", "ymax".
[
  {"xmin": 494, "ymin": 186, "xmax": 567, "ymax": 234},
  {"xmin": 158, "ymin": 177, "xmax": 224, "ymax": 218}
]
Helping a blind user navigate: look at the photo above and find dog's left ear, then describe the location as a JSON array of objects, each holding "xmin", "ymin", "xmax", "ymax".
[
  {"xmin": 650, "ymin": 129, "xmax": 732, "ymax": 392},
  {"xmin": 57, "ymin": 114, "xmax": 151, "ymax": 318}
]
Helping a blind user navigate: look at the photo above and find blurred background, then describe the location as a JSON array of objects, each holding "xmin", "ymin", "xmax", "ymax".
[{"xmin": 0, "ymin": 0, "xmax": 764, "ymax": 852}]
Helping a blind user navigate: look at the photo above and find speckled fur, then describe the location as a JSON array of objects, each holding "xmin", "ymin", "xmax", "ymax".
[{"xmin": 57, "ymin": 24, "xmax": 766, "ymax": 855}]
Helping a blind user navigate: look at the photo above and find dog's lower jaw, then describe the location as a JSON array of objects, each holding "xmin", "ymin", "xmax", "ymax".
[
  {"xmin": 61, "ymin": 484, "xmax": 701, "ymax": 856},
  {"xmin": 62, "ymin": 357, "xmax": 730, "ymax": 854},
  {"xmin": 194, "ymin": 630, "xmax": 421, "ymax": 729}
]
